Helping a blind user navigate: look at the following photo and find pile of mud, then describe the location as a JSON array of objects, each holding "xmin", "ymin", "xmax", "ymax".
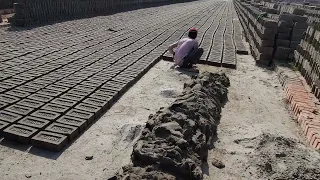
[
  {"xmin": 236, "ymin": 133, "xmax": 320, "ymax": 179},
  {"xmin": 109, "ymin": 72, "xmax": 230, "ymax": 180}
]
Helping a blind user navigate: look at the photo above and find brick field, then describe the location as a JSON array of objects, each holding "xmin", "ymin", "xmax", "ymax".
[{"xmin": 0, "ymin": 0, "xmax": 245, "ymax": 151}]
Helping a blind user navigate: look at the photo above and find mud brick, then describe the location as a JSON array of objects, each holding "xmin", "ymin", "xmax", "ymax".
[
  {"xmin": 45, "ymin": 85, "xmax": 70, "ymax": 93},
  {"xmin": 277, "ymin": 33, "xmax": 291, "ymax": 40},
  {"xmin": 66, "ymin": 109, "xmax": 95, "ymax": 124},
  {"xmin": 0, "ymin": 94, "xmax": 20, "ymax": 104},
  {"xmin": 262, "ymin": 19, "xmax": 277, "ymax": 28},
  {"xmin": 28, "ymin": 94, "xmax": 55, "ymax": 103},
  {"xmin": 73, "ymin": 84, "xmax": 97, "ymax": 92},
  {"xmin": 31, "ymin": 131, "xmax": 68, "ymax": 151},
  {"xmin": 279, "ymin": 14, "xmax": 295, "ymax": 22},
  {"xmin": 38, "ymin": 89, "xmax": 63, "ymax": 97},
  {"xmin": 60, "ymin": 93, "xmax": 84, "ymax": 101},
  {"xmin": 3, "ymin": 124, "xmax": 38, "ymax": 144},
  {"xmin": 51, "ymin": 98, "xmax": 78, "ymax": 107},
  {"xmin": 278, "ymin": 20, "xmax": 293, "ymax": 28},
  {"xmin": 83, "ymin": 98, "xmax": 109, "ymax": 110},
  {"xmin": 17, "ymin": 116, "xmax": 50, "ymax": 129},
  {"xmin": 45, "ymin": 123, "xmax": 78, "ymax": 141},
  {"xmin": 5, "ymin": 104, "xmax": 34, "ymax": 116},
  {"xmin": 292, "ymin": 28, "xmax": 306, "ymax": 36},
  {"xmin": 41, "ymin": 103, "xmax": 70, "ymax": 114},
  {"xmin": 290, "ymin": 41, "xmax": 300, "ymax": 49},
  {"xmin": 31, "ymin": 110, "xmax": 61, "ymax": 121},
  {"xmin": 291, "ymin": 34, "xmax": 303, "ymax": 42},
  {"xmin": 0, "ymin": 82, "xmax": 17, "ymax": 89},
  {"xmin": 294, "ymin": 22, "xmax": 308, "ymax": 29},
  {"xmin": 89, "ymin": 92, "xmax": 114, "ymax": 102},
  {"xmin": 54, "ymin": 81, "xmax": 77, "ymax": 88},
  {"xmin": 15, "ymin": 85, "xmax": 40, "ymax": 93},
  {"xmin": 292, "ymin": 15, "xmax": 307, "ymax": 23},
  {"xmin": 0, "ymin": 120, "xmax": 10, "ymax": 135},
  {"xmin": 67, "ymin": 89, "xmax": 91, "ymax": 97},
  {"xmin": 56, "ymin": 115, "xmax": 87, "ymax": 133},
  {"xmin": 276, "ymin": 39, "xmax": 290, "ymax": 47},
  {"xmin": 277, "ymin": 26, "xmax": 292, "ymax": 34},
  {"xmin": 0, "ymin": 110, "xmax": 23, "ymax": 123},
  {"xmin": 5, "ymin": 89, "xmax": 31, "ymax": 99},
  {"xmin": 17, "ymin": 99, "xmax": 44, "ymax": 109},
  {"xmin": 75, "ymin": 103, "xmax": 102, "ymax": 117},
  {"xmin": 0, "ymin": 101, "xmax": 8, "ymax": 110}
]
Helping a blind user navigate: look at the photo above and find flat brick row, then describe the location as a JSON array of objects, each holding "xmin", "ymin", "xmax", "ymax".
[{"xmin": 0, "ymin": 1, "xmax": 237, "ymax": 151}]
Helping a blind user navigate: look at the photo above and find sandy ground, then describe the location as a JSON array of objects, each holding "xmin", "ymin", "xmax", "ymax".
[{"xmin": 203, "ymin": 44, "xmax": 320, "ymax": 179}]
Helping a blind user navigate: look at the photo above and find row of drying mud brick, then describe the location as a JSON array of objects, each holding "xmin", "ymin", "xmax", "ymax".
[
  {"xmin": 0, "ymin": 0, "xmax": 214, "ymax": 151},
  {"xmin": 276, "ymin": 66, "xmax": 320, "ymax": 150},
  {"xmin": 234, "ymin": 0, "xmax": 308, "ymax": 65},
  {"xmin": 13, "ymin": 0, "xmax": 194, "ymax": 27},
  {"xmin": 0, "ymin": 53, "xmax": 161, "ymax": 151},
  {"xmin": 294, "ymin": 22, "xmax": 320, "ymax": 100}
]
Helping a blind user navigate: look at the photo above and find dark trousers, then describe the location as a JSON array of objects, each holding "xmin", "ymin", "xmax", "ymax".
[{"xmin": 181, "ymin": 48, "xmax": 204, "ymax": 68}]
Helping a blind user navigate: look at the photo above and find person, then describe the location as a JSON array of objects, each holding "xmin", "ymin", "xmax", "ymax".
[{"xmin": 168, "ymin": 27, "xmax": 203, "ymax": 70}]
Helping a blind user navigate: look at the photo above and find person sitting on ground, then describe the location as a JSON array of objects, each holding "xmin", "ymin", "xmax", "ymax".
[{"xmin": 168, "ymin": 27, "xmax": 204, "ymax": 69}]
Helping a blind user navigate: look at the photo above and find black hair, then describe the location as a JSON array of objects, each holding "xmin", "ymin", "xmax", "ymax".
[{"xmin": 188, "ymin": 31, "xmax": 197, "ymax": 39}]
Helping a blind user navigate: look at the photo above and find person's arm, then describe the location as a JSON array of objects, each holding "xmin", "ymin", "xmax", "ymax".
[{"xmin": 168, "ymin": 41, "xmax": 179, "ymax": 54}]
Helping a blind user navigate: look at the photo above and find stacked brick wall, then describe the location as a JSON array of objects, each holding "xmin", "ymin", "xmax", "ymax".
[{"xmin": 294, "ymin": 22, "xmax": 320, "ymax": 99}]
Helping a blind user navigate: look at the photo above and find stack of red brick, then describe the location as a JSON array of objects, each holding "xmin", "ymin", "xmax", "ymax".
[{"xmin": 279, "ymin": 70, "xmax": 320, "ymax": 149}]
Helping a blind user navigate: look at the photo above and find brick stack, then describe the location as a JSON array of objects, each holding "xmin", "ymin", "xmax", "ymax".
[
  {"xmin": 13, "ymin": 0, "xmax": 194, "ymax": 27},
  {"xmin": 234, "ymin": 0, "xmax": 277, "ymax": 65},
  {"xmin": 294, "ymin": 22, "xmax": 320, "ymax": 99},
  {"xmin": 276, "ymin": 65, "xmax": 320, "ymax": 150},
  {"xmin": 274, "ymin": 14, "xmax": 308, "ymax": 61}
]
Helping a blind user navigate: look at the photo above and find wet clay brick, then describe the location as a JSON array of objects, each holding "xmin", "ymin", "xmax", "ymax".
[
  {"xmin": 3, "ymin": 124, "xmax": 38, "ymax": 144},
  {"xmin": 60, "ymin": 93, "xmax": 84, "ymax": 101},
  {"xmin": 5, "ymin": 90, "xmax": 31, "ymax": 98},
  {"xmin": 17, "ymin": 99, "xmax": 45, "ymax": 109},
  {"xmin": 31, "ymin": 110, "xmax": 61, "ymax": 121},
  {"xmin": 45, "ymin": 123, "xmax": 78, "ymax": 141},
  {"xmin": 75, "ymin": 103, "xmax": 102, "ymax": 117},
  {"xmin": 89, "ymin": 93, "xmax": 114, "ymax": 102},
  {"xmin": 66, "ymin": 109, "xmax": 95, "ymax": 124},
  {"xmin": 5, "ymin": 104, "xmax": 35, "ymax": 116},
  {"xmin": 17, "ymin": 116, "xmax": 51, "ymax": 129},
  {"xmin": 15, "ymin": 85, "xmax": 40, "ymax": 93},
  {"xmin": 0, "ymin": 94, "xmax": 20, "ymax": 104},
  {"xmin": 31, "ymin": 131, "xmax": 68, "ymax": 151},
  {"xmin": 28, "ymin": 94, "xmax": 55, "ymax": 103},
  {"xmin": 38, "ymin": 89, "xmax": 63, "ymax": 97},
  {"xmin": 45, "ymin": 85, "xmax": 70, "ymax": 92},
  {"xmin": 56, "ymin": 115, "xmax": 87, "ymax": 133},
  {"xmin": 41, "ymin": 103, "xmax": 70, "ymax": 114},
  {"xmin": 82, "ymin": 98, "xmax": 108, "ymax": 110},
  {"xmin": 51, "ymin": 98, "xmax": 78, "ymax": 107},
  {"xmin": 0, "ymin": 110, "xmax": 23, "ymax": 123},
  {"xmin": 0, "ymin": 101, "xmax": 8, "ymax": 110},
  {"xmin": 0, "ymin": 120, "xmax": 10, "ymax": 135}
]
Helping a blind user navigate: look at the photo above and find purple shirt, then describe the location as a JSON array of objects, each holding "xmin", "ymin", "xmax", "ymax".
[{"xmin": 168, "ymin": 38, "xmax": 199, "ymax": 66}]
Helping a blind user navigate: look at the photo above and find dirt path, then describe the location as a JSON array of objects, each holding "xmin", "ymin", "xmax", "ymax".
[{"xmin": 202, "ymin": 43, "xmax": 320, "ymax": 179}]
